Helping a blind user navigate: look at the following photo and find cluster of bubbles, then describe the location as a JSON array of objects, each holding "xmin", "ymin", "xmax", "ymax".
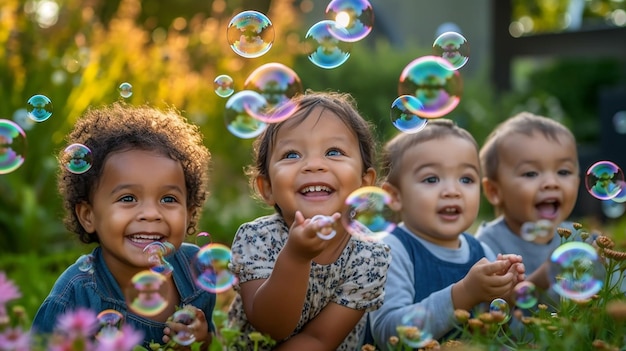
[{"xmin": 585, "ymin": 160, "xmax": 626, "ymax": 219}]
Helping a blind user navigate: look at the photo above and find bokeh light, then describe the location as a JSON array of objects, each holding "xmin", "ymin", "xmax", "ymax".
[{"xmin": 227, "ymin": 10, "xmax": 274, "ymax": 58}]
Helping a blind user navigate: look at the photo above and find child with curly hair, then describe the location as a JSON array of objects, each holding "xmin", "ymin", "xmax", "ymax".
[{"xmin": 32, "ymin": 102, "xmax": 215, "ymax": 349}]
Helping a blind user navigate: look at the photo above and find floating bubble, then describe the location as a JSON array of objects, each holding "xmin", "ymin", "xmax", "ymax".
[
  {"xmin": 227, "ymin": 10, "xmax": 274, "ymax": 58},
  {"xmin": 311, "ymin": 215, "xmax": 337, "ymax": 240},
  {"xmin": 390, "ymin": 95, "xmax": 428, "ymax": 134},
  {"xmin": 432, "ymin": 31, "xmax": 470, "ymax": 70},
  {"xmin": 214, "ymin": 75, "xmax": 235, "ymax": 98},
  {"xmin": 520, "ymin": 219, "xmax": 553, "ymax": 242},
  {"xmin": 396, "ymin": 306, "xmax": 433, "ymax": 348},
  {"xmin": 609, "ymin": 180, "xmax": 626, "ymax": 203},
  {"xmin": 195, "ymin": 232, "xmax": 212, "ymax": 247},
  {"xmin": 0, "ymin": 119, "xmax": 27, "ymax": 175},
  {"xmin": 76, "ymin": 254, "xmax": 95, "ymax": 274},
  {"xmin": 118, "ymin": 82, "xmax": 133, "ymax": 98},
  {"xmin": 341, "ymin": 186, "xmax": 396, "ymax": 241},
  {"xmin": 585, "ymin": 161, "xmax": 624, "ymax": 200},
  {"xmin": 305, "ymin": 20, "xmax": 352, "ymax": 69},
  {"xmin": 143, "ymin": 242, "xmax": 175, "ymax": 276},
  {"xmin": 243, "ymin": 63, "xmax": 302, "ymax": 122},
  {"xmin": 27, "ymin": 94, "xmax": 53, "ymax": 122},
  {"xmin": 549, "ymin": 241, "xmax": 605, "ymax": 301},
  {"xmin": 63, "ymin": 143, "xmax": 92, "ymax": 174},
  {"xmin": 12, "ymin": 108, "xmax": 35, "ymax": 131},
  {"xmin": 602, "ymin": 199, "xmax": 626, "ymax": 219},
  {"xmin": 224, "ymin": 90, "xmax": 268, "ymax": 138},
  {"xmin": 514, "ymin": 281, "xmax": 538, "ymax": 309},
  {"xmin": 489, "ymin": 298, "xmax": 511, "ymax": 324},
  {"xmin": 125, "ymin": 270, "xmax": 169, "ymax": 316},
  {"xmin": 96, "ymin": 309, "xmax": 124, "ymax": 339},
  {"xmin": 398, "ymin": 55, "xmax": 463, "ymax": 119},
  {"xmin": 324, "ymin": 0, "xmax": 374, "ymax": 42},
  {"xmin": 613, "ymin": 111, "xmax": 626, "ymax": 134},
  {"xmin": 193, "ymin": 243, "xmax": 237, "ymax": 293},
  {"xmin": 171, "ymin": 309, "xmax": 196, "ymax": 346}
]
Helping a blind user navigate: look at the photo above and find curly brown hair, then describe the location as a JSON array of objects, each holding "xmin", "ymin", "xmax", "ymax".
[
  {"xmin": 58, "ymin": 102, "xmax": 211, "ymax": 244},
  {"xmin": 246, "ymin": 90, "xmax": 377, "ymax": 214}
]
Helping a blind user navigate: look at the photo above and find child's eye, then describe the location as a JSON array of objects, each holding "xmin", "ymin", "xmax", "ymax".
[
  {"xmin": 522, "ymin": 171, "xmax": 538, "ymax": 178},
  {"xmin": 119, "ymin": 195, "xmax": 135, "ymax": 202},
  {"xmin": 460, "ymin": 176, "xmax": 474, "ymax": 184},
  {"xmin": 326, "ymin": 148, "xmax": 344, "ymax": 157},
  {"xmin": 558, "ymin": 169, "xmax": 573, "ymax": 176},
  {"xmin": 282, "ymin": 151, "xmax": 300, "ymax": 159},
  {"xmin": 161, "ymin": 196, "xmax": 177, "ymax": 203},
  {"xmin": 423, "ymin": 176, "xmax": 439, "ymax": 183}
]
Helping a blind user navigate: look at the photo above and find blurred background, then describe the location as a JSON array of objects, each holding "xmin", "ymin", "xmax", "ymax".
[{"xmin": 1, "ymin": 0, "xmax": 626, "ymax": 318}]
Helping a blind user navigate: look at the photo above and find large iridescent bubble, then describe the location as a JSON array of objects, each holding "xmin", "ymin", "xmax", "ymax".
[
  {"xmin": 398, "ymin": 55, "xmax": 463, "ymax": 119},
  {"xmin": 0, "ymin": 119, "xmax": 27, "ymax": 174},
  {"xmin": 549, "ymin": 242, "xmax": 605, "ymax": 300},
  {"xmin": 341, "ymin": 186, "xmax": 396, "ymax": 242},
  {"xmin": 324, "ymin": 0, "xmax": 374, "ymax": 42},
  {"xmin": 305, "ymin": 20, "xmax": 352, "ymax": 69},
  {"xmin": 585, "ymin": 161, "xmax": 624, "ymax": 200},
  {"xmin": 243, "ymin": 63, "xmax": 302, "ymax": 122},
  {"xmin": 227, "ymin": 11, "xmax": 274, "ymax": 58},
  {"xmin": 390, "ymin": 95, "xmax": 428, "ymax": 134},
  {"xmin": 193, "ymin": 243, "xmax": 237, "ymax": 293}
]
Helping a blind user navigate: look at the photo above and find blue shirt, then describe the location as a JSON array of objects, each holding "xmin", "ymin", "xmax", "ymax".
[{"xmin": 32, "ymin": 243, "xmax": 216, "ymax": 347}]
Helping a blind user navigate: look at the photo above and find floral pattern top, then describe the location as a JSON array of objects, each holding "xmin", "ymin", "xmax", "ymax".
[{"xmin": 228, "ymin": 213, "xmax": 391, "ymax": 350}]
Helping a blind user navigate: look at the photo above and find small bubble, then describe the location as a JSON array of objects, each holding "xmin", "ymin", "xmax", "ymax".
[
  {"xmin": 585, "ymin": 161, "xmax": 624, "ymax": 200},
  {"xmin": 489, "ymin": 298, "xmax": 511, "ymax": 324},
  {"xmin": 390, "ymin": 95, "xmax": 427, "ymax": 134},
  {"xmin": 96, "ymin": 309, "xmax": 124, "ymax": 339},
  {"xmin": 514, "ymin": 281, "xmax": 538, "ymax": 309},
  {"xmin": 432, "ymin": 31, "xmax": 470, "ymax": 70},
  {"xmin": 214, "ymin": 75, "xmax": 235, "ymax": 98},
  {"xmin": 125, "ymin": 270, "xmax": 169, "ymax": 316},
  {"xmin": 118, "ymin": 82, "xmax": 133, "ymax": 98},
  {"xmin": 305, "ymin": 20, "xmax": 352, "ymax": 69},
  {"xmin": 171, "ymin": 309, "xmax": 196, "ymax": 346},
  {"xmin": 63, "ymin": 143, "xmax": 93, "ymax": 174},
  {"xmin": 0, "ymin": 119, "xmax": 27, "ymax": 174},
  {"xmin": 27, "ymin": 94, "xmax": 53, "ymax": 122},
  {"xmin": 324, "ymin": 0, "xmax": 374, "ymax": 42},
  {"xmin": 192, "ymin": 243, "xmax": 237, "ymax": 293}
]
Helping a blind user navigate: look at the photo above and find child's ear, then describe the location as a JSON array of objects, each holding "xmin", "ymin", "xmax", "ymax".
[
  {"xmin": 381, "ymin": 181, "xmax": 402, "ymax": 212},
  {"xmin": 75, "ymin": 201, "xmax": 96, "ymax": 233},
  {"xmin": 256, "ymin": 176, "xmax": 276, "ymax": 206},
  {"xmin": 361, "ymin": 167, "xmax": 376, "ymax": 187},
  {"xmin": 482, "ymin": 177, "xmax": 501, "ymax": 206}
]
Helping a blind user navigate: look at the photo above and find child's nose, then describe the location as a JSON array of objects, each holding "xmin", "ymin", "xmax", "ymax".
[
  {"xmin": 542, "ymin": 173, "xmax": 560, "ymax": 189},
  {"xmin": 303, "ymin": 155, "xmax": 328, "ymax": 172},
  {"xmin": 138, "ymin": 202, "xmax": 163, "ymax": 221},
  {"xmin": 441, "ymin": 182, "xmax": 461, "ymax": 198}
]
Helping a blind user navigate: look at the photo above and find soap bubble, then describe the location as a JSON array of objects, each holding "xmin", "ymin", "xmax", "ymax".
[
  {"xmin": 390, "ymin": 95, "xmax": 427, "ymax": 134},
  {"xmin": 585, "ymin": 161, "xmax": 623, "ymax": 200},
  {"xmin": 489, "ymin": 298, "xmax": 511, "ymax": 324},
  {"xmin": 514, "ymin": 281, "xmax": 538, "ymax": 309},
  {"xmin": 125, "ymin": 270, "xmax": 169, "ymax": 316},
  {"xmin": 227, "ymin": 10, "xmax": 274, "ymax": 58},
  {"xmin": 549, "ymin": 242, "xmax": 605, "ymax": 300},
  {"xmin": 396, "ymin": 306, "xmax": 433, "ymax": 348},
  {"xmin": 193, "ymin": 243, "xmax": 237, "ymax": 293},
  {"xmin": 96, "ymin": 309, "xmax": 124, "ymax": 339},
  {"xmin": 0, "ymin": 119, "xmax": 27, "ymax": 174},
  {"xmin": 27, "ymin": 94, "xmax": 53, "ymax": 122},
  {"xmin": 63, "ymin": 143, "xmax": 92, "ymax": 174},
  {"xmin": 341, "ymin": 186, "xmax": 396, "ymax": 242},
  {"xmin": 170, "ymin": 309, "xmax": 196, "ymax": 346}
]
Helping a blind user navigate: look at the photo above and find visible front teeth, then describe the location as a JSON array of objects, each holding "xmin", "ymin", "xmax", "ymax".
[
  {"xmin": 301, "ymin": 185, "xmax": 331, "ymax": 193},
  {"xmin": 129, "ymin": 234, "xmax": 162, "ymax": 243},
  {"xmin": 443, "ymin": 208, "xmax": 457, "ymax": 213}
]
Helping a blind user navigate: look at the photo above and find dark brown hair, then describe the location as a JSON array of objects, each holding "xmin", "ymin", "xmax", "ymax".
[{"xmin": 58, "ymin": 102, "xmax": 211, "ymax": 244}]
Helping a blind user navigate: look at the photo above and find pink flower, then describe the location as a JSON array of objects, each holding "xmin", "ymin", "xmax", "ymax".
[
  {"xmin": 0, "ymin": 272, "xmax": 21, "ymax": 324},
  {"xmin": 95, "ymin": 325, "xmax": 144, "ymax": 351},
  {"xmin": 0, "ymin": 326, "xmax": 31, "ymax": 351},
  {"xmin": 54, "ymin": 308, "xmax": 98, "ymax": 338}
]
